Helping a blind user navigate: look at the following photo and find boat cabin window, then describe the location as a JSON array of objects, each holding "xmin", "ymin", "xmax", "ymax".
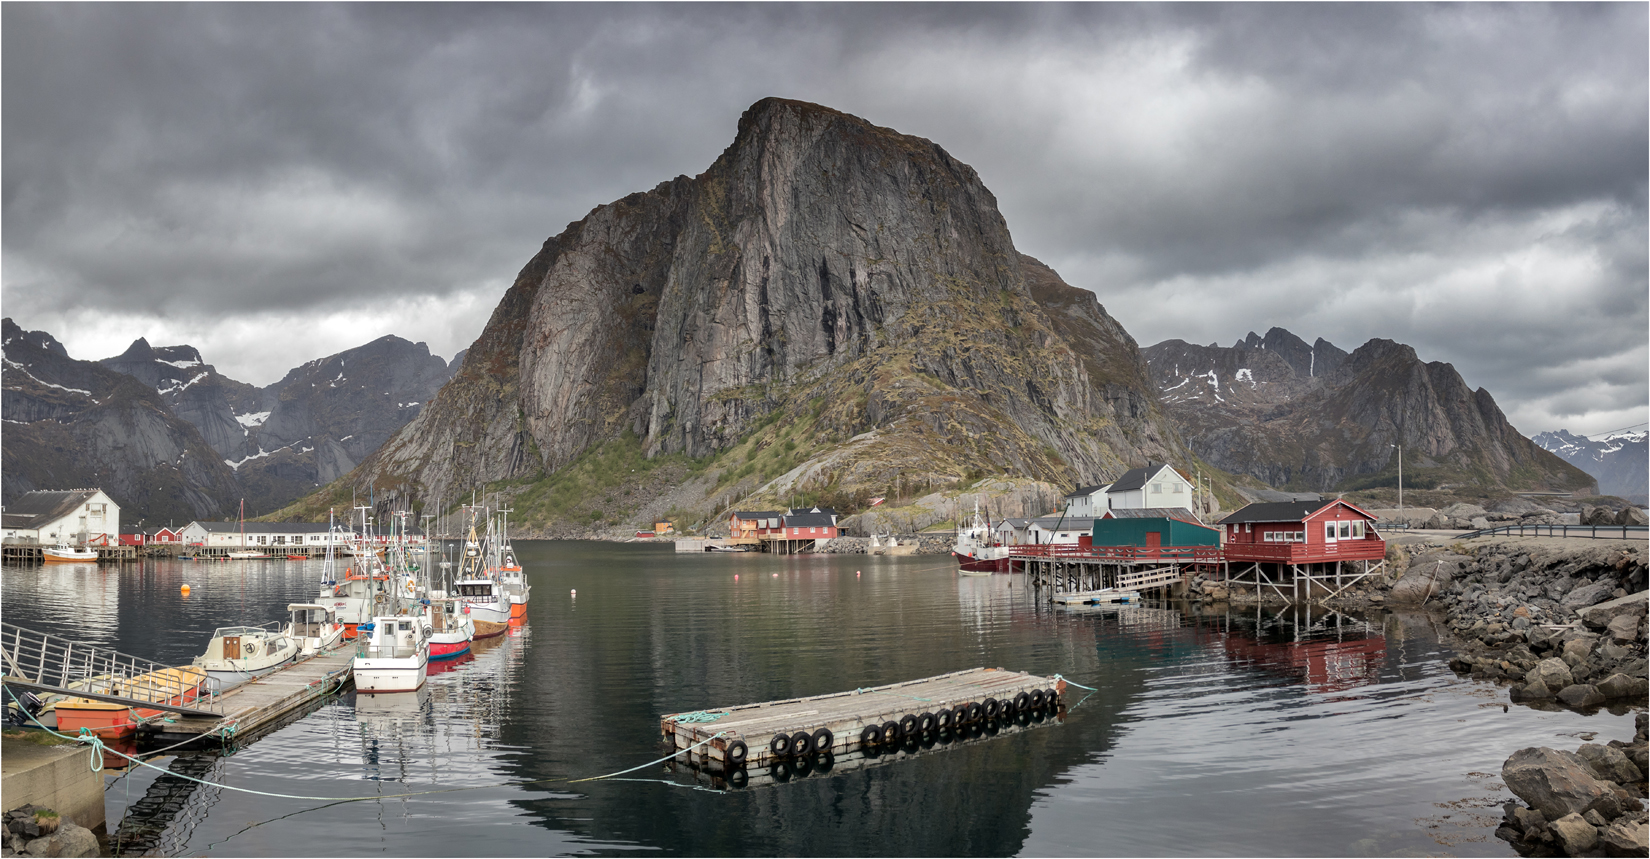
[{"xmin": 455, "ymin": 583, "xmax": 493, "ymax": 597}]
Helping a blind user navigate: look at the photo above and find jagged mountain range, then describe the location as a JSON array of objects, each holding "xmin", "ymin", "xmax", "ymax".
[
  {"xmin": 1141, "ymin": 327, "xmax": 1594, "ymax": 495},
  {"xmin": 3, "ymin": 318, "xmax": 457, "ymax": 520},
  {"xmin": 1533, "ymin": 429, "xmax": 1647, "ymax": 503}
]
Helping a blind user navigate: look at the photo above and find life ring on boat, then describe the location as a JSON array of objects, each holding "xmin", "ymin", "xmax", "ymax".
[
  {"xmin": 406, "ymin": 579, "xmax": 416, "ymax": 593},
  {"xmin": 726, "ymin": 739, "xmax": 748, "ymax": 765},
  {"xmin": 421, "ymin": 626, "xmax": 432, "ymax": 640},
  {"xmin": 243, "ymin": 641, "xmax": 259, "ymax": 656}
]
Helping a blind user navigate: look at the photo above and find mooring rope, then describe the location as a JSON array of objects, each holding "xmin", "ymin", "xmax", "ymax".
[
  {"xmin": 668, "ymin": 710, "xmax": 729, "ymax": 724},
  {"xmin": 1051, "ymin": 673, "xmax": 1099, "ymax": 692},
  {"xmin": 4, "ymin": 686, "xmax": 723, "ymax": 803}
]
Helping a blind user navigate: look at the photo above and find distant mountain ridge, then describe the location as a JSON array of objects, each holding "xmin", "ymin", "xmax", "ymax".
[
  {"xmin": 1532, "ymin": 429, "xmax": 1647, "ymax": 503},
  {"xmin": 1142, "ymin": 327, "xmax": 1595, "ymax": 494},
  {"xmin": 3, "ymin": 317, "xmax": 457, "ymax": 519}
]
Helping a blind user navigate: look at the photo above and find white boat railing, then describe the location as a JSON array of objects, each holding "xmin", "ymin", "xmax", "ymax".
[{"xmin": 357, "ymin": 644, "xmax": 421, "ymax": 660}]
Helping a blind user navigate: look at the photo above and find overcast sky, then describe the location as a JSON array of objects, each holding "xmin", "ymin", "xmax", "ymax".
[{"xmin": 4, "ymin": 3, "xmax": 1645, "ymax": 438}]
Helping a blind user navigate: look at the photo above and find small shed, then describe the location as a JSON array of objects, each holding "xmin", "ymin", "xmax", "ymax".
[{"xmin": 1092, "ymin": 512, "xmax": 1219, "ymax": 550}]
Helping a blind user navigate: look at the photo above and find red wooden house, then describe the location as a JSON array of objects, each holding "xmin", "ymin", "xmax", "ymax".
[
  {"xmin": 781, "ymin": 510, "xmax": 838, "ymax": 540},
  {"xmin": 730, "ymin": 511, "xmax": 785, "ymax": 541},
  {"xmin": 1221, "ymin": 499, "xmax": 1386, "ymax": 596},
  {"xmin": 118, "ymin": 531, "xmax": 146, "ymax": 547},
  {"xmin": 149, "ymin": 526, "xmax": 181, "ymax": 544}
]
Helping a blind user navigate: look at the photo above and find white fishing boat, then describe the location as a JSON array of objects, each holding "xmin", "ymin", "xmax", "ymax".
[
  {"xmin": 41, "ymin": 544, "xmax": 97, "ymax": 563},
  {"xmin": 490, "ymin": 509, "xmax": 530, "ymax": 620},
  {"xmin": 953, "ymin": 501, "xmax": 1012, "ymax": 573},
  {"xmin": 191, "ymin": 623, "xmax": 299, "ymax": 693},
  {"xmin": 287, "ymin": 603, "xmax": 345, "ymax": 656},
  {"xmin": 453, "ymin": 578, "xmax": 511, "ymax": 638},
  {"xmin": 353, "ymin": 616, "xmax": 428, "ymax": 693}
]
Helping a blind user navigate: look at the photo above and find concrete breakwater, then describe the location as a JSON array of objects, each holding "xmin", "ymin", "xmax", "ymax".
[{"xmin": 813, "ymin": 535, "xmax": 953, "ymax": 555}]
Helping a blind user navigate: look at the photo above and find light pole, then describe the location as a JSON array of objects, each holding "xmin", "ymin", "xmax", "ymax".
[{"xmin": 1390, "ymin": 443, "xmax": 1403, "ymax": 511}]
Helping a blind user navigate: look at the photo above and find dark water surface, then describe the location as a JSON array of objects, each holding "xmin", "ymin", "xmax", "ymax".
[{"xmin": 2, "ymin": 541, "xmax": 1632, "ymax": 856}]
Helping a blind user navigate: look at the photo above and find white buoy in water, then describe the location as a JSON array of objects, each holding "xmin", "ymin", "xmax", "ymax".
[{"xmin": 570, "ymin": 588, "xmax": 577, "ymax": 596}]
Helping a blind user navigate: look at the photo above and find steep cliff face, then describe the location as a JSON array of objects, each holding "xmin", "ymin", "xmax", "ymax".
[
  {"xmin": 1142, "ymin": 329, "xmax": 1594, "ymax": 493},
  {"xmin": 355, "ymin": 98, "xmax": 1189, "ymax": 516},
  {"xmin": 2, "ymin": 318, "xmax": 242, "ymax": 521}
]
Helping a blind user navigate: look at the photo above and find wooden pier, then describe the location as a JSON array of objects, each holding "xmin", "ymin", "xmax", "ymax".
[
  {"xmin": 1, "ymin": 543, "xmax": 138, "ymax": 564},
  {"xmin": 668, "ymin": 703, "xmax": 1066, "ymax": 790},
  {"xmin": 140, "ymin": 648, "xmax": 355, "ymax": 746},
  {"xmin": 660, "ymin": 667, "xmax": 1065, "ymax": 772},
  {"xmin": 1012, "ymin": 544, "xmax": 1219, "ymax": 598},
  {"xmin": 1052, "ymin": 588, "xmax": 1140, "ymax": 606}
]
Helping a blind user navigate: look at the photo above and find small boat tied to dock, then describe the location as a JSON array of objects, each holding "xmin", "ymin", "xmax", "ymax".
[{"xmin": 660, "ymin": 667, "xmax": 1067, "ymax": 781}]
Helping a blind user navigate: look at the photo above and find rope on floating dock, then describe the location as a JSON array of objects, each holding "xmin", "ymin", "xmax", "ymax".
[
  {"xmin": 1051, "ymin": 673, "xmax": 1099, "ymax": 692},
  {"xmin": 669, "ymin": 710, "xmax": 729, "ymax": 723},
  {"xmin": 6, "ymin": 686, "xmax": 728, "ymax": 804}
]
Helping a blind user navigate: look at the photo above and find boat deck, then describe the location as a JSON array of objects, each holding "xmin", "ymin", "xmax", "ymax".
[{"xmin": 661, "ymin": 667, "xmax": 1065, "ymax": 771}]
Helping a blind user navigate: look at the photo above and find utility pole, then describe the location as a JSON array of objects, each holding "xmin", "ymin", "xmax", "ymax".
[{"xmin": 1390, "ymin": 443, "xmax": 1403, "ymax": 511}]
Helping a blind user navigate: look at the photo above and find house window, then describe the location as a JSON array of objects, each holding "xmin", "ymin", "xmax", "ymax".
[
  {"xmin": 1172, "ymin": 484, "xmax": 1183, "ymax": 493},
  {"xmin": 810, "ymin": 527, "xmax": 817, "ymax": 535},
  {"xmin": 1350, "ymin": 521, "xmax": 1364, "ymax": 538},
  {"xmin": 1151, "ymin": 483, "xmax": 1162, "ymax": 494},
  {"xmin": 1325, "ymin": 523, "xmax": 1336, "ymax": 540},
  {"xmin": 258, "ymin": 535, "xmax": 268, "ymax": 545},
  {"xmin": 1339, "ymin": 521, "xmax": 1351, "ymax": 538}
]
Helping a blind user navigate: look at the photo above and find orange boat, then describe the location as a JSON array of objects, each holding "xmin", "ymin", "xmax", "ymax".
[{"xmin": 53, "ymin": 666, "xmax": 210, "ymax": 740}]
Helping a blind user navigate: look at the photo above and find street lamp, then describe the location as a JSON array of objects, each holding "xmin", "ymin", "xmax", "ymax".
[{"xmin": 1390, "ymin": 444, "xmax": 1403, "ymax": 511}]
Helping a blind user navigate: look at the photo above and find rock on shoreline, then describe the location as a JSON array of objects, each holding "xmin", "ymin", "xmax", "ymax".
[{"xmin": 1496, "ymin": 714, "xmax": 1649, "ymax": 857}]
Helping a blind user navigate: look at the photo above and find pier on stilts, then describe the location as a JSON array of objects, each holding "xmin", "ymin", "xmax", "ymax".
[
  {"xmin": 1012, "ymin": 545, "xmax": 1222, "ymax": 602},
  {"xmin": 661, "ymin": 667, "xmax": 1066, "ymax": 774}
]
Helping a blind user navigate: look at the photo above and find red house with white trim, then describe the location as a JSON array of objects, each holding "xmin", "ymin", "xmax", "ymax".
[{"xmin": 1222, "ymin": 499, "xmax": 1385, "ymax": 565}]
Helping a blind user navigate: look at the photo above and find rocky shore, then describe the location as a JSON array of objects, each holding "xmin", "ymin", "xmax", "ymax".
[
  {"xmin": 1, "ymin": 805, "xmax": 98, "ymax": 858},
  {"xmin": 1493, "ymin": 715, "xmax": 1648, "ymax": 856}
]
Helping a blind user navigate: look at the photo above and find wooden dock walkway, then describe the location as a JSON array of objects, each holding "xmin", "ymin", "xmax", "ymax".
[
  {"xmin": 1052, "ymin": 588, "xmax": 1140, "ymax": 606},
  {"xmin": 661, "ymin": 667, "xmax": 1065, "ymax": 772},
  {"xmin": 142, "ymin": 649, "xmax": 355, "ymax": 745}
]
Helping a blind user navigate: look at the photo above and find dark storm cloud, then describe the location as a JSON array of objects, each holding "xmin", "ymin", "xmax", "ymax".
[{"xmin": 3, "ymin": 3, "xmax": 1644, "ymax": 438}]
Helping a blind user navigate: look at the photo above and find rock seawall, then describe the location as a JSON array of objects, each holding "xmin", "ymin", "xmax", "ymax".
[{"xmin": 1494, "ymin": 715, "xmax": 1649, "ymax": 857}]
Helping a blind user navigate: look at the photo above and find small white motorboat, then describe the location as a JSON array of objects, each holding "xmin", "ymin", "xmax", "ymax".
[
  {"xmin": 287, "ymin": 603, "xmax": 345, "ymax": 656},
  {"xmin": 192, "ymin": 624, "xmax": 299, "ymax": 693},
  {"xmin": 352, "ymin": 616, "xmax": 429, "ymax": 694},
  {"xmin": 41, "ymin": 544, "xmax": 98, "ymax": 563}
]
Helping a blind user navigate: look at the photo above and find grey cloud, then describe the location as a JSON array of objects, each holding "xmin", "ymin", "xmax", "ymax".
[{"xmin": 3, "ymin": 2, "xmax": 1644, "ymax": 432}]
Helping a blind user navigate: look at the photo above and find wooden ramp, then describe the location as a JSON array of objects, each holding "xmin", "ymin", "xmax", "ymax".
[
  {"xmin": 661, "ymin": 667, "xmax": 1065, "ymax": 771},
  {"xmin": 143, "ymin": 648, "xmax": 355, "ymax": 744},
  {"xmin": 1053, "ymin": 588, "xmax": 1140, "ymax": 606}
]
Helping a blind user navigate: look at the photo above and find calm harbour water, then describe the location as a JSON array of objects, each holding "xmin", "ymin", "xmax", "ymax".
[{"xmin": 2, "ymin": 541, "xmax": 1634, "ymax": 857}]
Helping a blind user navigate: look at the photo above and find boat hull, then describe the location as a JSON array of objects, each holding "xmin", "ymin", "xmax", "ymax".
[
  {"xmin": 42, "ymin": 549, "xmax": 97, "ymax": 563},
  {"xmin": 353, "ymin": 657, "xmax": 428, "ymax": 693},
  {"xmin": 55, "ymin": 667, "xmax": 208, "ymax": 739},
  {"xmin": 954, "ymin": 551, "xmax": 1012, "ymax": 573}
]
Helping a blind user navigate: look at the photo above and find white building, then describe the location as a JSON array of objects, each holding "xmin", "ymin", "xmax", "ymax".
[
  {"xmin": 176, "ymin": 520, "xmax": 426, "ymax": 548},
  {"xmin": 1063, "ymin": 464, "xmax": 1195, "ymax": 516},
  {"xmin": 1, "ymin": 489, "xmax": 120, "ymax": 545},
  {"xmin": 1024, "ymin": 516, "xmax": 1100, "ymax": 545}
]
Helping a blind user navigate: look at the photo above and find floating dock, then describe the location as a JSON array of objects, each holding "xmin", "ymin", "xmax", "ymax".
[
  {"xmin": 1052, "ymin": 588, "xmax": 1140, "ymax": 606},
  {"xmin": 141, "ymin": 648, "xmax": 355, "ymax": 746},
  {"xmin": 660, "ymin": 667, "xmax": 1065, "ymax": 772}
]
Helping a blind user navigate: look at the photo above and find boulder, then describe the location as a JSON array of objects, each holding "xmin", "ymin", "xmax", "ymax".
[
  {"xmin": 1557, "ymin": 684, "xmax": 1606, "ymax": 708},
  {"xmin": 1561, "ymin": 637, "xmax": 1594, "ymax": 666},
  {"xmin": 1548, "ymin": 812, "xmax": 1599, "ymax": 854},
  {"xmin": 1528, "ymin": 658, "xmax": 1575, "ymax": 691},
  {"xmin": 1563, "ymin": 581, "xmax": 1617, "ymax": 610},
  {"xmin": 1581, "ymin": 505, "xmax": 1618, "ymax": 526},
  {"xmin": 1599, "ymin": 817, "xmax": 1648, "ymax": 857},
  {"xmin": 1442, "ymin": 502, "xmax": 1489, "ymax": 520},
  {"xmin": 1617, "ymin": 507, "xmax": 1648, "ymax": 527},
  {"xmin": 1516, "ymin": 678, "xmax": 1553, "ymax": 700},
  {"xmin": 1579, "ymin": 591, "xmax": 1647, "ymax": 631},
  {"xmin": 1577, "ymin": 743, "xmax": 1644, "ymax": 785},
  {"xmin": 1606, "ymin": 613, "xmax": 1640, "ymax": 643},
  {"xmin": 1504, "ymin": 747, "xmax": 1624, "ymax": 821},
  {"xmin": 1596, "ymin": 673, "xmax": 1649, "ymax": 701},
  {"xmin": 19, "ymin": 820, "xmax": 96, "ymax": 859},
  {"xmin": 1470, "ymin": 516, "xmax": 1492, "ymax": 530}
]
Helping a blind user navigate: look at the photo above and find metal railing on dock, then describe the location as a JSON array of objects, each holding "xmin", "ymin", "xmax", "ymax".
[{"xmin": 0, "ymin": 622, "xmax": 221, "ymax": 716}]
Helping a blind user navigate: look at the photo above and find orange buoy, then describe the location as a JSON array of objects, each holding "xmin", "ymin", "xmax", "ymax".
[{"xmin": 180, "ymin": 584, "xmax": 191, "ymax": 596}]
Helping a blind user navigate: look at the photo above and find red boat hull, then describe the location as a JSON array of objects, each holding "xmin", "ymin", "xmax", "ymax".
[{"xmin": 953, "ymin": 552, "xmax": 1013, "ymax": 573}]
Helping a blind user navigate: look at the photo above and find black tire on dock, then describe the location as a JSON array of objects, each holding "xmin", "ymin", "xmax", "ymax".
[
  {"xmin": 770, "ymin": 733, "xmax": 791, "ymax": 758},
  {"xmin": 965, "ymin": 702, "xmax": 983, "ymax": 723},
  {"xmin": 899, "ymin": 713, "xmax": 918, "ymax": 736},
  {"xmin": 1014, "ymin": 691, "xmax": 1031, "ymax": 712},
  {"xmin": 917, "ymin": 712, "xmax": 936, "ymax": 733},
  {"xmin": 882, "ymin": 721, "xmax": 901, "ymax": 742},
  {"xmin": 1029, "ymin": 689, "xmax": 1045, "ymax": 710},
  {"xmin": 983, "ymin": 698, "xmax": 1000, "ymax": 719},
  {"xmin": 1045, "ymin": 687, "xmax": 1059, "ymax": 705},
  {"xmin": 790, "ymin": 731, "xmax": 812, "ymax": 757},
  {"xmin": 726, "ymin": 739, "xmax": 748, "ymax": 766},
  {"xmin": 811, "ymin": 727, "xmax": 833, "ymax": 754},
  {"xmin": 860, "ymin": 724, "xmax": 883, "ymax": 747},
  {"xmin": 936, "ymin": 707, "xmax": 955, "ymax": 730}
]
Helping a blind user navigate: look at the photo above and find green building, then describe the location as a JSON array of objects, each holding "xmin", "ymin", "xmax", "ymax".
[{"xmin": 1091, "ymin": 509, "xmax": 1220, "ymax": 549}]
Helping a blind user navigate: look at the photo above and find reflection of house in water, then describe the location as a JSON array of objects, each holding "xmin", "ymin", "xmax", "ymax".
[{"xmin": 1214, "ymin": 606, "xmax": 1387, "ymax": 694}]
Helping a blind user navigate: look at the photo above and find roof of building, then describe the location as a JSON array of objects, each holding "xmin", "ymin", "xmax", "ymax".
[
  {"xmin": 788, "ymin": 506, "xmax": 837, "ymax": 516},
  {"xmin": 1107, "ymin": 464, "xmax": 1183, "ymax": 493},
  {"xmin": 1064, "ymin": 484, "xmax": 1110, "ymax": 498},
  {"xmin": 993, "ymin": 517, "xmax": 1033, "ymax": 528},
  {"xmin": 782, "ymin": 512, "xmax": 837, "ymax": 528},
  {"xmin": 1219, "ymin": 500, "xmax": 1378, "ymax": 524},
  {"xmin": 1, "ymin": 489, "xmax": 108, "ymax": 530},
  {"xmin": 1101, "ymin": 507, "xmax": 1207, "ymax": 525},
  {"xmin": 732, "ymin": 511, "xmax": 785, "ymax": 520},
  {"xmin": 1028, "ymin": 516, "xmax": 1101, "ymax": 530}
]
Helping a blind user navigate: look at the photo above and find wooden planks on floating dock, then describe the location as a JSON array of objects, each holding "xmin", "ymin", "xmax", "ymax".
[
  {"xmin": 144, "ymin": 649, "xmax": 355, "ymax": 744},
  {"xmin": 660, "ymin": 667, "xmax": 1066, "ymax": 771},
  {"xmin": 1052, "ymin": 588, "xmax": 1140, "ymax": 606}
]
